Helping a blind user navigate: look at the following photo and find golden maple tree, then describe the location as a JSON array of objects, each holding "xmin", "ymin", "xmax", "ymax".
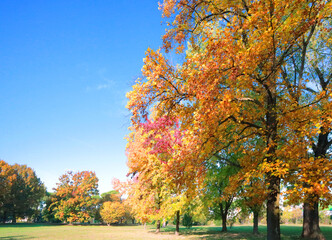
[{"xmin": 126, "ymin": 1, "xmax": 331, "ymax": 239}]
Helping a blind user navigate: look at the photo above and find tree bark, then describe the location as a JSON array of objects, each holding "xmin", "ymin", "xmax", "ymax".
[
  {"xmin": 219, "ymin": 203, "xmax": 228, "ymax": 232},
  {"xmin": 301, "ymin": 130, "xmax": 329, "ymax": 240},
  {"xmin": 175, "ymin": 210, "xmax": 180, "ymax": 235},
  {"xmin": 2, "ymin": 211, "xmax": 7, "ymax": 224},
  {"xmin": 266, "ymin": 175, "xmax": 280, "ymax": 240},
  {"xmin": 222, "ymin": 213, "xmax": 227, "ymax": 232},
  {"xmin": 265, "ymin": 72, "xmax": 280, "ymax": 240},
  {"xmin": 12, "ymin": 211, "xmax": 16, "ymax": 224},
  {"xmin": 253, "ymin": 210, "xmax": 259, "ymax": 234},
  {"xmin": 302, "ymin": 198, "xmax": 325, "ymax": 240},
  {"xmin": 156, "ymin": 220, "xmax": 161, "ymax": 233}
]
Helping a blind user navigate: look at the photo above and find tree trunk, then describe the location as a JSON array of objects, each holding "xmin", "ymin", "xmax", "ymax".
[
  {"xmin": 156, "ymin": 220, "xmax": 161, "ymax": 233},
  {"xmin": 219, "ymin": 203, "xmax": 227, "ymax": 232},
  {"xmin": 302, "ymin": 199, "xmax": 325, "ymax": 240},
  {"xmin": 301, "ymin": 130, "xmax": 329, "ymax": 240},
  {"xmin": 265, "ymin": 82, "xmax": 280, "ymax": 240},
  {"xmin": 222, "ymin": 213, "xmax": 227, "ymax": 232},
  {"xmin": 2, "ymin": 211, "xmax": 7, "ymax": 224},
  {"xmin": 12, "ymin": 212, "xmax": 16, "ymax": 224},
  {"xmin": 175, "ymin": 210, "xmax": 180, "ymax": 235},
  {"xmin": 253, "ymin": 210, "xmax": 259, "ymax": 234},
  {"xmin": 266, "ymin": 175, "xmax": 280, "ymax": 240}
]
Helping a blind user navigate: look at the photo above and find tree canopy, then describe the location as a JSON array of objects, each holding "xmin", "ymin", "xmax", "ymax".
[
  {"xmin": 126, "ymin": 1, "xmax": 332, "ymax": 239},
  {"xmin": 51, "ymin": 171, "xmax": 99, "ymax": 223}
]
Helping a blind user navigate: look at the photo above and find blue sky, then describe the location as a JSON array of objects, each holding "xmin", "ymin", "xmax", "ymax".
[{"xmin": 0, "ymin": 0, "xmax": 165, "ymax": 193}]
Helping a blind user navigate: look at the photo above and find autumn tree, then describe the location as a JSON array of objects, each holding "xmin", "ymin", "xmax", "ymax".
[
  {"xmin": 124, "ymin": 116, "xmax": 201, "ymax": 234},
  {"xmin": 300, "ymin": 20, "xmax": 332, "ymax": 240},
  {"xmin": 127, "ymin": 1, "xmax": 331, "ymax": 240},
  {"xmin": 0, "ymin": 160, "xmax": 14, "ymax": 223},
  {"xmin": 235, "ymin": 137, "xmax": 267, "ymax": 234},
  {"xmin": 124, "ymin": 126, "xmax": 167, "ymax": 231},
  {"xmin": 93, "ymin": 190, "xmax": 133, "ymax": 224},
  {"xmin": 51, "ymin": 171, "xmax": 99, "ymax": 223},
  {"xmin": 100, "ymin": 201, "xmax": 126, "ymax": 225},
  {"xmin": 239, "ymin": 179, "xmax": 266, "ymax": 234},
  {"xmin": 0, "ymin": 161, "xmax": 45, "ymax": 223},
  {"xmin": 281, "ymin": 18, "xmax": 332, "ymax": 239}
]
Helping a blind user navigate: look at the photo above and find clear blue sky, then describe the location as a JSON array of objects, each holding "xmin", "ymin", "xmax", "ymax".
[{"xmin": 0, "ymin": 0, "xmax": 165, "ymax": 193}]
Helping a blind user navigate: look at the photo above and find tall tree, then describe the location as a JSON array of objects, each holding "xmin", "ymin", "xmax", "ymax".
[
  {"xmin": 301, "ymin": 19, "xmax": 332, "ymax": 240},
  {"xmin": 124, "ymin": 116, "xmax": 201, "ymax": 234},
  {"xmin": 282, "ymin": 18, "xmax": 332, "ymax": 239},
  {"xmin": 127, "ymin": 1, "xmax": 330, "ymax": 239}
]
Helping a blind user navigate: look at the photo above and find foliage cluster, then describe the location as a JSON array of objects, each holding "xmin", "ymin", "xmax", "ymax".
[
  {"xmin": 48, "ymin": 171, "xmax": 99, "ymax": 223},
  {"xmin": 0, "ymin": 160, "xmax": 46, "ymax": 223}
]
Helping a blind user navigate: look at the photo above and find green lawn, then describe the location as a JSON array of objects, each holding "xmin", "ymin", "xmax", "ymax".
[{"xmin": 0, "ymin": 224, "xmax": 331, "ymax": 240}]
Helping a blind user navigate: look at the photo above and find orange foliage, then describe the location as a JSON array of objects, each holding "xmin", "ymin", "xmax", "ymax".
[
  {"xmin": 100, "ymin": 201, "xmax": 126, "ymax": 224},
  {"xmin": 51, "ymin": 171, "xmax": 99, "ymax": 223},
  {"xmin": 126, "ymin": 1, "xmax": 331, "ymax": 238}
]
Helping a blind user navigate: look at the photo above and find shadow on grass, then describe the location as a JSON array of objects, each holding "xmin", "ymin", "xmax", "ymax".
[
  {"xmin": 0, "ymin": 223, "xmax": 64, "ymax": 228},
  {"xmin": 148, "ymin": 226, "xmax": 267, "ymax": 240},
  {"xmin": 149, "ymin": 225, "xmax": 332, "ymax": 240},
  {"xmin": 0, "ymin": 235, "xmax": 35, "ymax": 240},
  {"xmin": 151, "ymin": 225, "xmax": 332, "ymax": 240}
]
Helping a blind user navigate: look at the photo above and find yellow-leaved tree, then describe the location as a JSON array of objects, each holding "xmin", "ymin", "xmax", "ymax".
[{"xmin": 100, "ymin": 201, "xmax": 126, "ymax": 225}]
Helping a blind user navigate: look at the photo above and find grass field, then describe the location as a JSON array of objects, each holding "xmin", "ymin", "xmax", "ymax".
[{"xmin": 0, "ymin": 224, "xmax": 331, "ymax": 240}]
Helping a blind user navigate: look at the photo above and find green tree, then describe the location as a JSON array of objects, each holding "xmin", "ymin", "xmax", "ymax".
[
  {"xmin": 41, "ymin": 192, "xmax": 61, "ymax": 223},
  {"xmin": 182, "ymin": 212, "xmax": 193, "ymax": 229},
  {"xmin": 203, "ymin": 151, "xmax": 240, "ymax": 232}
]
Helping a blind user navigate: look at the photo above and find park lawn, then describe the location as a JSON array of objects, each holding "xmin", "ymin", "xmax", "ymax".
[
  {"xmin": 0, "ymin": 224, "xmax": 180, "ymax": 240},
  {"xmin": 0, "ymin": 224, "xmax": 331, "ymax": 240}
]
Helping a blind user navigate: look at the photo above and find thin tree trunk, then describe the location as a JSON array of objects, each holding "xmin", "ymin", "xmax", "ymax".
[
  {"xmin": 253, "ymin": 210, "xmax": 259, "ymax": 234},
  {"xmin": 302, "ymin": 199, "xmax": 325, "ymax": 240},
  {"xmin": 2, "ymin": 211, "xmax": 7, "ymax": 224},
  {"xmin": 175, "ymin": 210, "xmax": 180, "ymax": 235},
  {"xmin": 156, "ymin": 220, "xmax": 161, "ymax": 233},
  {"xmin": 12, "ymin": 212, "xmax": 16, "ymax": 224}
]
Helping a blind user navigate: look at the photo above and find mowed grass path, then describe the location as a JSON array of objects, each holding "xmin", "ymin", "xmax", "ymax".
[{"xmin": 1, "ymin": 224, "xmax": 332, "ymax": 240}]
